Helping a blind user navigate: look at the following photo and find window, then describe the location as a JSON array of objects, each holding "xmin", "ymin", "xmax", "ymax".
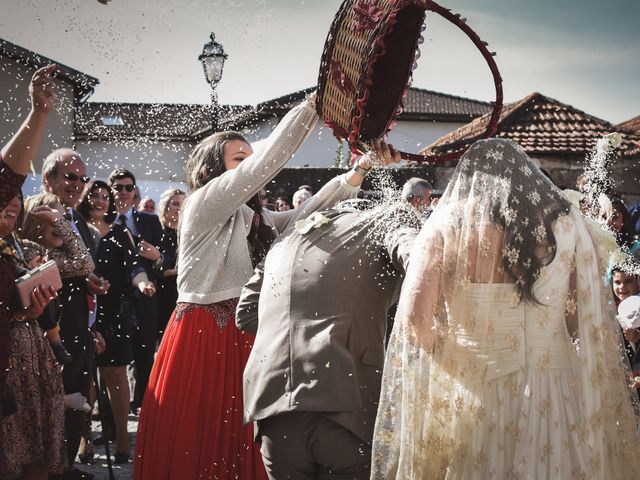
[{"xmin": 100, "ymin": 114, "xmax": 125, "ymax": 126}]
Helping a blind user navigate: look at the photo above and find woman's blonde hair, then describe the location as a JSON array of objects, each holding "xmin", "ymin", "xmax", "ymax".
[
  {"xmin": 21, "ymin": 193, "xmax": 64, "ymax": 244},
  {"xmin": 158, "ymin": 188, "xmax": 186, "ymax": 227}
]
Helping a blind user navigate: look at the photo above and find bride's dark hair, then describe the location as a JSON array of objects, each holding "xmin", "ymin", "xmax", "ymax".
[{"xmin": 453, "ymin": 138, "xmax": 572, "ymax": 304}]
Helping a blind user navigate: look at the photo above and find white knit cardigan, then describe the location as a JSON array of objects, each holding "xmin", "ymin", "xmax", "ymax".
[{"xmin": 177, "ymin": 99, "xmax": 359, "ymax": 305}]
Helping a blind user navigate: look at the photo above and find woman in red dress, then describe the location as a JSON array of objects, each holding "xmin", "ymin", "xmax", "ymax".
[{"xmin": 135, "ymin": 97, "xmax": 326, "ymax": 479}]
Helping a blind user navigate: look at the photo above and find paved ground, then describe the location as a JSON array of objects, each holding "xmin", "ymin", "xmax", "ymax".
[{"xmin": 75, "ymin": 415, "xmax": 137, "ymax": 480}]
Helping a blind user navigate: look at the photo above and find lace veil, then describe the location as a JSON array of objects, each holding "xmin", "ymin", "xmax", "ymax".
[{"xmin": 371, "ymin": 138, "xmax": 640, "ymax": 478}]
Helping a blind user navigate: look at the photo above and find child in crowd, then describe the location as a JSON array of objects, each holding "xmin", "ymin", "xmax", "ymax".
[
  {"xmin": 610, "ymin": 267, "xmax": 640, "ymax": 390},
  {"xmin": 611, "ymin": 267, "xmax": 640, "ymax": 306}
]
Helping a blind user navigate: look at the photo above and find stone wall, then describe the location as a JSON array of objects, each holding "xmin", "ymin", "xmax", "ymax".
[{"xmin": 539, "ymin": 155, "xmax": 640, "ymax": 205}]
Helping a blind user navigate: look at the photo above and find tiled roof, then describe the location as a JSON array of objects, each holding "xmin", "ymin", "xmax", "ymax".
[
  {"xmin": 0, "ymin": 37, "xmax": 99, "ymax": 99},
  {"xmin": 74, "ymin": 102, "xmax": 252, "ymax": 141},
  {"xmin": 255, "ymin": 86, "xmax": 491, "ymax": 122},
  {"xmin": 617, "ymin": 115, "xmax": 640, "ymax": 133},
  {"xmin": 399, "ymin": 87, "xmax": 492, "ymax": 120},
  {"xmin": 73, "ymin": 87, "xmax": 492, "ymax": 141},
  {"xmin": 420, "ymin": 92, "xmax": 640, "ymax": 160}
]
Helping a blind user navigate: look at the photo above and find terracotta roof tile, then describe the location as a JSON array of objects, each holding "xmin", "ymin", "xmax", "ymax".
[
  {"xmin": 420, "ymin": 92, "xmax": 640, "ymax": 160},
  {"xmin": 257, "ymin": 87, "xmax": 491, "ymax": 121},
  {"xmin": 617, "ymin": 115, "xmax": 640, "ymax": 133},
  {"xmin": 400, "ymin": 87, "xmax": 492, "ymax": 120},
  {"xmin": 73, "ymin": 87, "xmax": 492, "ymax": 141}
]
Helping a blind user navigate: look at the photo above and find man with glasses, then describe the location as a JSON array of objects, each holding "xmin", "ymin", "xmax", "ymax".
[
  {"xmin": 40, "ymin": 148, "xmax": 108, "ymax": 474},
  {"xmin": 42, "ymin": 148, "xmax": 90, "ymax": 209},
  {"xmin": 108, "ymin": 168, "xmax": 163, "ymax": 413}
]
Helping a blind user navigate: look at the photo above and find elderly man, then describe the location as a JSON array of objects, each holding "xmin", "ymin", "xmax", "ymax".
[
  {"xmin": 401, "ymin": 177, "xmax": 433, "ymax": 219},
  {"xmin": 40, "ymin": 148, "xmax": 107, "ymax": 471},
  {"xmin": 236, "ymin": 200, "xmax": 418, "ymax": 480},
  {"xmin": 293, "ymin": 185, "xmax": 313, "ymax": 208}
]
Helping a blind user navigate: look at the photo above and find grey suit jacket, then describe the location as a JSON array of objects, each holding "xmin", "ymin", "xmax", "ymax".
[{"xmin": 236, "ymin": 208, "xmax": 416, "ymax": 443}]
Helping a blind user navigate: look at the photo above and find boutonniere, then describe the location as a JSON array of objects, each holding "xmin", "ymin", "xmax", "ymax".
[{"xmin": 294, "ymin": 212, "xmax": 331, "ymax": 235}]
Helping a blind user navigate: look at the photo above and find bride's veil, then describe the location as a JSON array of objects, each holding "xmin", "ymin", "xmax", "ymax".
[{"xmin": 371, "ymin": 138, "xmax": 640, "ymax": 478}]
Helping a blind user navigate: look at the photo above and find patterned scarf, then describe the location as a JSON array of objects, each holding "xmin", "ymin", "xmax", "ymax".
[{"xmin": 0, "ymin": 234, "xmax": 29, "ymax": 270}]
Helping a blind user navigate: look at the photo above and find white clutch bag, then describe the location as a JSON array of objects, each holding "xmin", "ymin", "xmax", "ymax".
[{"xmin": 14, "ymin": 259, "xmax": 62, "ymax": 308}]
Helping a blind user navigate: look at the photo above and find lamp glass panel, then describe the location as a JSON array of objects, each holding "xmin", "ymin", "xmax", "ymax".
[{"xmin": 203, "ymin": 56, "xmax": 224, "ymax": 84}]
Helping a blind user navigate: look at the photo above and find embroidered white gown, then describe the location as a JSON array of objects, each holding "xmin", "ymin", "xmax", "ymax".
[{"xmin": 371, "ymin": 139, "xmax": 640, "ymax": 479}]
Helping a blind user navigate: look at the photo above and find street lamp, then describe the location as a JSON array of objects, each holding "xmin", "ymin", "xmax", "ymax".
[{"xmin": 198, "ymin": 32, "xmax": 228, "ymax": 133}]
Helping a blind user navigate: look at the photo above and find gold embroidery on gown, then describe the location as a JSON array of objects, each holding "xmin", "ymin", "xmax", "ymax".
[{"xmin": 371, "ymin": 139, "xmax": 640, "ymax": 479}]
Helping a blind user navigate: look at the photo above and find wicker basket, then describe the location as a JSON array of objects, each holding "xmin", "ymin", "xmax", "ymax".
[{"xmin": 316, "ymin": 0, "xmax": 503, "ymax": 164}]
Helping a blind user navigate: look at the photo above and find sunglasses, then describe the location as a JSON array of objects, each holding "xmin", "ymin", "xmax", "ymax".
[
  {"xmin": 63, "ymin": 172, "xmax": 91, "ymax": 183},
  {"xmin": 112, "ymin": 184, "xmax": 136, "ymax": 192}
]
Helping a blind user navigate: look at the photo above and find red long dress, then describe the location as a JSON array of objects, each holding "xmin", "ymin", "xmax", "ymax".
[{"xmin": 134, "ymin": 300, "xmax": 268, "ymax": 480}]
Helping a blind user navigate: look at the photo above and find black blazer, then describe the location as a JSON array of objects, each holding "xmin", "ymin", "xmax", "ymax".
[
  {"xmin": 70, "ymin": 209, "xmax": 97, "ymax": 258},
  {"xmin": 131, "ymin": 209, "xmax": 163, "ymax": 281}
]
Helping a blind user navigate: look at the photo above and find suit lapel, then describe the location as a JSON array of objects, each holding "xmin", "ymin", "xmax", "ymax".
[{"xmin": 70, "ymin": 209, "xmax": 96, "ymax": 256}]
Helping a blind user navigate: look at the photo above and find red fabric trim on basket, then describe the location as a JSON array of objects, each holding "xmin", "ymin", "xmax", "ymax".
[
  {"xmin": 348, "ymin": 0, "xmax": 420, "ymax": 154},
  {"xmin": 352, "ymin": 0, "xmax": 385, "ymax": 32},
  {"xmin": 324, "ymin": 119, "xmax": 350, "ymax": 140},
  {"xmin": 330, "ymin": 60, "xmax": 356, "ymax": 97}
]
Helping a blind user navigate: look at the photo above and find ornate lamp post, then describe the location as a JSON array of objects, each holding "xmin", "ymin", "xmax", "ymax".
[{"xmin": 198, "ymin": 32, "xmax": 228, "ymax": 133}]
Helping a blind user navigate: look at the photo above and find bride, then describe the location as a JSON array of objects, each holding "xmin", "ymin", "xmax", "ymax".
[{"xmin": 371, "ymin": 138, "xmax": 640, "ymax": 479}]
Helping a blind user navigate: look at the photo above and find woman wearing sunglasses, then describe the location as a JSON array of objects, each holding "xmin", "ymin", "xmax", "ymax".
[{"xmin": 78, "ymin": 179, "xmax": 156, "ymax": 464}]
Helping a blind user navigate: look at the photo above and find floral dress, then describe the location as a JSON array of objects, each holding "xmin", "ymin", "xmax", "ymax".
[
  {"xmin": 0, "ymin": 218, "xmax": 93, "ymax": 478},
  {"xmin": 0, "ymin": 249, "xmax": 66, "ymax": 477}
]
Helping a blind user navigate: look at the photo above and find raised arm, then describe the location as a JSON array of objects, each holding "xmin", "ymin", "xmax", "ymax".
[
  {"xmin": 395, "ymin": 226, "xmax": 444, "ymax": 352},
  {"xmin": 1, "ymin": 64, "xmax": 56, "ymax": 176},
  {"xmin": 184, "ymin": 98, "xmax": 318, "ymax": 231},
  {"xmin": 268, "ymin": 141, "xmax": 403, "ymax": 233}
]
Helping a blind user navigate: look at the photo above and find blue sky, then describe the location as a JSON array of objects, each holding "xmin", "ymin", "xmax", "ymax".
[{"xmin": 2, "ymin": 0, "xmax": 638, "ymax": 123}]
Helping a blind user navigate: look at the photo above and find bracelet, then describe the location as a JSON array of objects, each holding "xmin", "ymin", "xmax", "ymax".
[{"xmin": 352, "ymin": 164, "xmax": 372, "ymax": 178}]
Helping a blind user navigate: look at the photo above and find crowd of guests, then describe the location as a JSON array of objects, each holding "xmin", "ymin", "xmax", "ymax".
[
  {"xmin": 0, "ymin": 65, "xmax": 194, "ymax": 480},
  {"xmin": 1, "ymin": 64, "xmax": 640, "ymax": 480}
]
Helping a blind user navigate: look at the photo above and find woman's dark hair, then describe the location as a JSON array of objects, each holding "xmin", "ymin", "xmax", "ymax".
[
  {"xmin": 497, "ymin": 198, "xmax": 569, "ymax": 305},
  {"xmin": 457, "ymin": 139, "xmax": 572, "ymax": 305},
  {"xmin": 185, "ymin": 131, "xmax": 249, "ymax": 192},
  {"xmin": 610, "ymin": 198, "xmax": 635, "ymax": 248},
  {"xmin": 245, "ymin": 194, "xmax": 276, "ymax": 267},
  {"xmin": 78, "ymin": 180, "xmax": 117, "ymax": 224},
  {"xmin": 1, "ymin": 191, "xmax": 25, "ymax": 238},
  {"xmin": 275, "ymin": 196, "xmax": 292, "ymax": 207},
  {"xmin": 185, "ymin": 131, "xmax": 274, "ymax": 265}
]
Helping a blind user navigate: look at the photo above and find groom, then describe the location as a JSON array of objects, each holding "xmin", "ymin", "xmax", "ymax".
[{"xmin": 236, "ymin": 200, "xmax": 418, "ymax": 479}]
